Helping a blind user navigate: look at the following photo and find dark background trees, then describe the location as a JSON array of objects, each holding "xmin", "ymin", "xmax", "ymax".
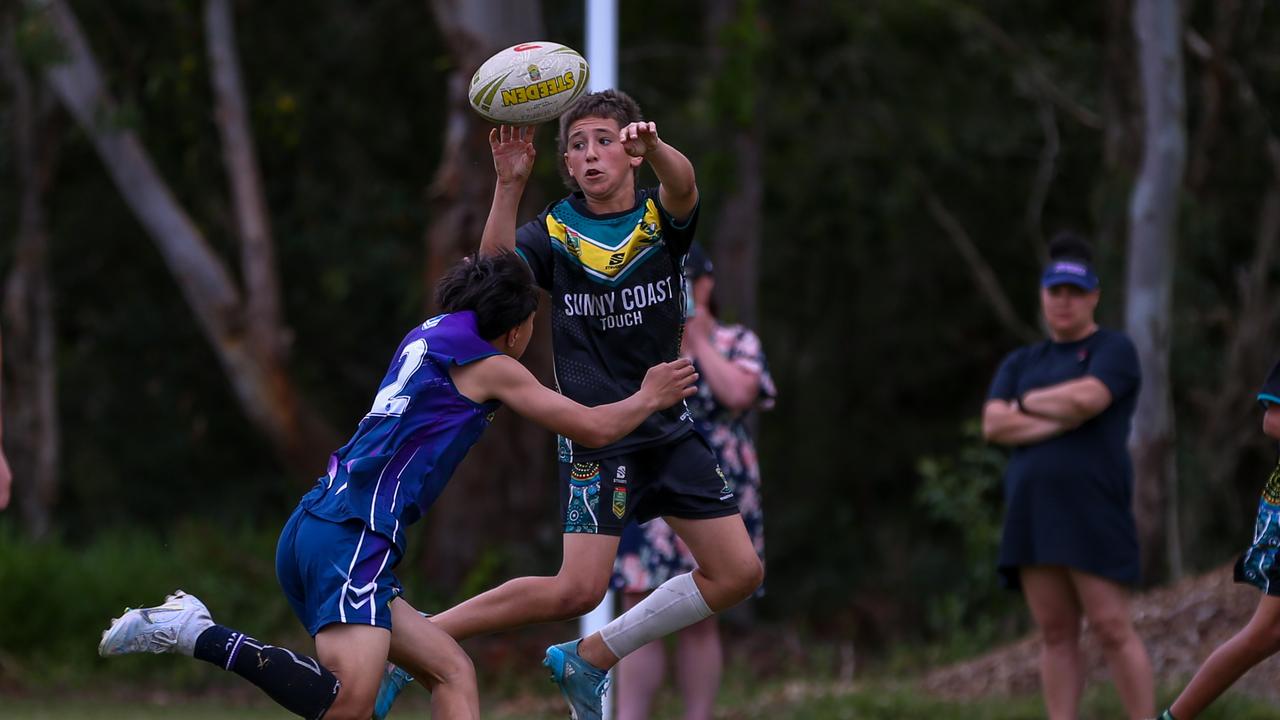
[{"xmin": 2, "ymin": 0, "xmax": 1279, "ymax": 653}]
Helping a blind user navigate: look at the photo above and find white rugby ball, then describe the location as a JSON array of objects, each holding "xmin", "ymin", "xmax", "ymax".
[{"xmin": 469, "ymin": 41, "xmax": 590, "ymax": 125}]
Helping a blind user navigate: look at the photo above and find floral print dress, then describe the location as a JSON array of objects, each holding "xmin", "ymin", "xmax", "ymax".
[{"xmin": 613, "ymin": 322, "xmax": 776, "ymax": 593}]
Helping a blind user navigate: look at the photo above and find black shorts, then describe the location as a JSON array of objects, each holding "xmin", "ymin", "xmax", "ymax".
[{"xmin": 559, "ymin": 432, "xmax": 739, "ymax": 536}]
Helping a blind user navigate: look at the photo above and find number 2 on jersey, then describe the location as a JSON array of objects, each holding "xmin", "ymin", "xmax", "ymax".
[{"xmin": 369, "ymin": 339, "xmax": 428, "ymax": 417}]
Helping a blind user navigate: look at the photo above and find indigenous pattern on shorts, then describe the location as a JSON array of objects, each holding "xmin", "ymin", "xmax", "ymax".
[
  {"xmin": 614, "ymin": 323, "xmax": 776, "ymax": 593},
  {"xmin": 1264, "ymin": 460, "xmax": 1280, "ymax": 505},
  {"xmin": 565, "ymin": 461, "xmax": 605, "ymax": 534},
  {"xmin": 1235, "ymin": 462, "xmax": 1280, "ymax": 596}
]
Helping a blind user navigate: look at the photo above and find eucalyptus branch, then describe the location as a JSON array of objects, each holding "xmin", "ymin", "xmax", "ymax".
[{"xmin": 919, "ymin": 180, "xmax": 1040, "ymax": 344}]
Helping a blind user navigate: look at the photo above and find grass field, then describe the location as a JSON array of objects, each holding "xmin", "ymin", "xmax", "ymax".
[{"xmin": 5, "ymin": 683, "xmax": 1279, "ymax": 720}]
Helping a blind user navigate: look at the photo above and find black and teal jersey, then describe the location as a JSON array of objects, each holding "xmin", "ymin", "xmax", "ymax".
[{"xmin": 516, "ymin": 187, "xmax": 698, "ymax": 460}]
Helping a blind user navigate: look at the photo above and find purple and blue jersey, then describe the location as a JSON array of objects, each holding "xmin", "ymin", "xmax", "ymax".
[{"xmin": 299, "ymin": 311, "xmax": 501, "ymax": 553}]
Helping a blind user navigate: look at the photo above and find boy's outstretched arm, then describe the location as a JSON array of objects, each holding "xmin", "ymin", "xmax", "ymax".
[
  {"xmin": 455, "ymin": 356, "xmax": 698, "ymax": 448},
  {"xmin": 479, "ymin": 125, "xmax": 536, "ymax": 257},
  {"xmin": 621, "ymin": 121, "xmax": 698, "ymax": 222}
]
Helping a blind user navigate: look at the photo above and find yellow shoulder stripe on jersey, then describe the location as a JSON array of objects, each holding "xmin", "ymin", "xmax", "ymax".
[{"xmin": 546, "ymin": 200, "xmax": 664, "ymax": 281}]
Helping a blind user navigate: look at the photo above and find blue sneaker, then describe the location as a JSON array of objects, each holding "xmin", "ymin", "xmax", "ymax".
[
  {"xmin": 373, "ymin": 663, "xmax": 415, "ymax": 720},
  {"xmin": 543, "ymin": 640, "xmax": 609, "ymax": 720}
]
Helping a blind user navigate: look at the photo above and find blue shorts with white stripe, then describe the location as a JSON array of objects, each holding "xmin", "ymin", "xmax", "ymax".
[{"xmin": 276, "ymin": 505, "xmax": 403, "ymax": 636}]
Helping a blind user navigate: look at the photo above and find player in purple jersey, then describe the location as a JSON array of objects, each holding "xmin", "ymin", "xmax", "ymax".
[
  {"xmin": 96, "ymin": 252, "xmax": 697, "ymax": 720},
  {"xmin": 378, "ymin": 91, "xmax": 766, "ymax": 720}
]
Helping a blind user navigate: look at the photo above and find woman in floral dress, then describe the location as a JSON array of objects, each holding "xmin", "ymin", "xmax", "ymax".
[{"xmin": 613, "ymin": 245, "xmax": 776, "ymax": 720}]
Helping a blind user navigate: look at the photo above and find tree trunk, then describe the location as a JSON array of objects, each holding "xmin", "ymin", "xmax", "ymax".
[
  {"xmin": 203, "ymin": 0, "xmax": 337, "ymax": 473},
  {"xmin": 1125, "ymin": 0, "xmax": 1187, "ymax": 583},
  {"xmin": 38, "ymin": 0, "xmax": 337, "ymax": 477},
  {"xmin": 702, "ymin": 0, "xmax": 762, "ymax": 329},
  {"xmin": 205, "ymin": 0, "xmax": 286, "ymax": 363},
  {"xmin": 1097, "ymin": 0, "xmax": 1141, "ymax": 327},
  {"xmin": 420, "ymin": 0, "xmax": 556, "ymax": 589},
  {"xmin": 1, "ymin": 14, "xmax": 60, "ymax": 538}
]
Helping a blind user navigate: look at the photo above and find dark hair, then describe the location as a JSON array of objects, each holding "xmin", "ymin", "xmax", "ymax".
[
  {"xmin": 557, "ymin": 89, "xmax": 644, "ymax": 191},
  {"xmin": 434, "ymin": 252, "xmax": 538, "ymax": 341},
  {"xmin": 1048, "ymin": 231, "xmax": 1094, "ymax": 264}
]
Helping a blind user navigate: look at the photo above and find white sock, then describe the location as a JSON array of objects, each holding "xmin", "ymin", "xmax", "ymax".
[{"xmin": 599, "ymin": 573, "xmax": 713, "ymax": 659}]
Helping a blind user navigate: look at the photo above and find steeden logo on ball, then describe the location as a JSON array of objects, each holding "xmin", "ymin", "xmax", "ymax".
[{"xmin": 469, "ymin": 41, "xmax": 590, "ymax": 124}]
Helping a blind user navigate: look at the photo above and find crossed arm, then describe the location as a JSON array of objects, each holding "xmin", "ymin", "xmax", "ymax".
[
  {"xmin": 686, "ymin": 328, "xmax": 759, "ymax": 412},
  {"xmin": 982, "ymin": 377, "xmax": 1113, "ymax": 447}
]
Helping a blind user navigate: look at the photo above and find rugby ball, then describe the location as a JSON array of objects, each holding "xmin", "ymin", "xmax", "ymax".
[{"xmin": 469, "ymin": 41, "xmax": 590, "ymax": 125}]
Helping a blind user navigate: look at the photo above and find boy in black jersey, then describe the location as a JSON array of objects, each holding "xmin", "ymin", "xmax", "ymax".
[
  {"xmin": 1155, "ymin": 362, "xmax": 1280, "ymax": 719},
  {"xmin": 380, "ymin": 91, "xmax": 763, "ymax": 720}
]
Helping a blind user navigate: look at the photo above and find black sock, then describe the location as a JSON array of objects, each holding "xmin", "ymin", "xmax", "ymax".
[{"xmin": 194, "ymin": 625, "xmax": 340, "ymax": 720}]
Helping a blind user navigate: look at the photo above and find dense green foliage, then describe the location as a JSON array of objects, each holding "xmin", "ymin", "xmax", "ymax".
[
  {"xmin": 3, "ymin": 0, "xmax": 1280, "ymax": 667},
  {"xmin": 914, "ymin": 423, "xmax": 1026, "ymax": 659},
  {"xmin": 0, "ymin": 524, "xmax": 307, "ymax": 688},
  {"xmin": 0, "ymin": 523, "xmax": 495, "ymax": 688}
]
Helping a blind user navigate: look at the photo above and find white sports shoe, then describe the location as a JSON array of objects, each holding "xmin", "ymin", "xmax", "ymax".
[{"xmin": 98, "ymin": 590, "xmax": 214, "ymax": 658}]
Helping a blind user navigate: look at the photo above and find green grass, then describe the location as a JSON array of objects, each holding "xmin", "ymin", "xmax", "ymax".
[
  {"xmin": 5, "ymin": 683, "xmax": 1279, "ymax": 720},
  {"xmin": 1, "ymin": 701, "xmax": 296, "ymax": 720},
  {"xmin": 4, "ymin": 530, "xmax": 1278, "ymax": 718}
]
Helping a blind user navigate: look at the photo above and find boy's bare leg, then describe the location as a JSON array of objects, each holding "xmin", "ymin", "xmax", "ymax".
[
  {"xmin": 578, "ymin": 514, "xmax": 762, "ymax": 669},
  {"xmin": 1169, "ymin": 594, "xmax": 1280, "ymax": 720},
  {"xmin": 430, "ymin": 533, "xmax": 620, "ymax": 640},
  {"xmin": 313, "ymin": 623, "xmax": 391, "ymax": 720},
  {"xmin": 665, "ymin": 514, "xmax": 764, "ymax": 611},
  {"xmin": 387, "ymin": 598, "xmax": 479, "ymax": 720}
]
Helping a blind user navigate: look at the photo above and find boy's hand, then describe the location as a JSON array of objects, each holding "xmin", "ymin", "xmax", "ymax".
[
  {"xmin": 489, "ymin": 125, "xmax": 536, "ymax": 185},
  {"xmin": 620, "ymin": 121, "xmax": 661, "ymax": 158},
  {"xmin": 641, "ymin": 358, "xmax": 698, "ymax": 409}
]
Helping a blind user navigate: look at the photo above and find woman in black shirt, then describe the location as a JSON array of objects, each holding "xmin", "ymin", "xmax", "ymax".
[{"xmin": 982, "ymin": 234, "xmax": 1154, "ymax": 720}]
